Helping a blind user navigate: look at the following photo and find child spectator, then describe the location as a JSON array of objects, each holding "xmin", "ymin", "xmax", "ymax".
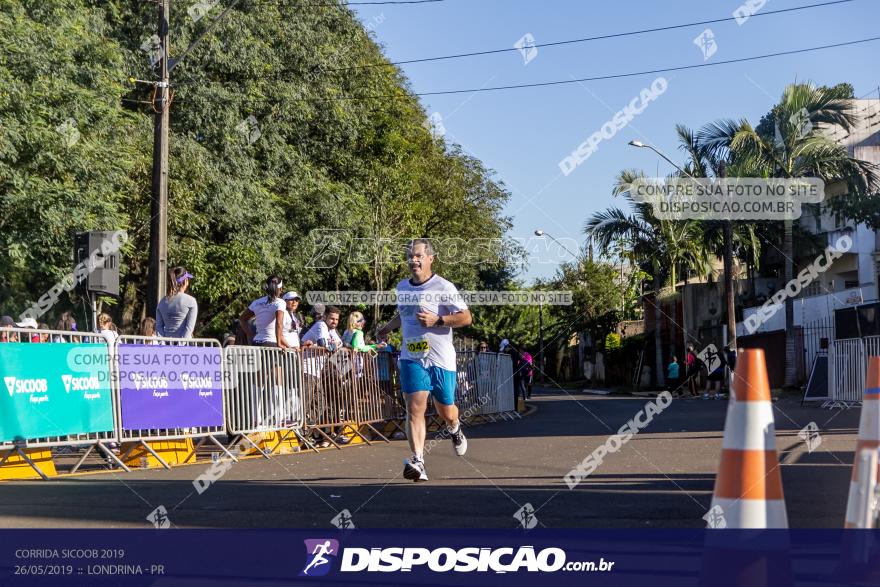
[{"xmin": 666, "ymin": 356, "xmax": 680, "ymax": 395}]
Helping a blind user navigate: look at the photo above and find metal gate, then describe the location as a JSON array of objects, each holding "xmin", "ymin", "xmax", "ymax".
[
  {"xmin": 828, "ymin": 338, "xmax": 865, "ymax": 408},
  {"xmin": 802, "ymin": 316, "xmax": 834, "ymax": 382}
]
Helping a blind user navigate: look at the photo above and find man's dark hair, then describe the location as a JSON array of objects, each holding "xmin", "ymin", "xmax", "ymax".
[
  {"xmin": 407, "ymin": 238, "xmax": 434, "ymax": 256},
  {"xmin": 325, "ymin": 305, "xmax": 341, "ymax": 317}
]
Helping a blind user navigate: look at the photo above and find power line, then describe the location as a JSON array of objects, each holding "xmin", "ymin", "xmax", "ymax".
[
  {"xmin": 315, "ymin": 35, "xmax": 880, "ymax": 100},
  {"xmin": 173, "ymin": 35, "xmax": 880, "ymax": 98},
  {"xmin": 169, "ymin": 26, "xmax": 880, "ymax": 104},
  {"xmin": 330, "ymin": 0, "xmax": 860, "ymax": 71}
]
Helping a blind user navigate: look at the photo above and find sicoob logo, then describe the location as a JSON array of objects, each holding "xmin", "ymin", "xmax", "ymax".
[
  {"xmin": 4, "ymin": 377, "xmax": 48, "ymax": 396},
  {"xmin": 300, "ymin": 539, "xmax": 339, "ymax": 577}
]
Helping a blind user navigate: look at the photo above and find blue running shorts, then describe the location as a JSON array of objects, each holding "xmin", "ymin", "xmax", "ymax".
[{"xmin": 398, "ymin": 359, "xmax": 457, "ymax": 406}]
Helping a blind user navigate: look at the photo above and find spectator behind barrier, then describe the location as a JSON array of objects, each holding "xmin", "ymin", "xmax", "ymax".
[
  {"xmin": 97, "ymin": 313, "xmax": 118, "ymax": 347},
  {"xmin": 239, "ymin": 275, "xmax": 290, "ymax": 349},
  {"xmin": 15, "ymin": 317, "xmax": 39, "ymax": 343},
  {"xmin": 156, "ymin": 266, "xmax": 198, "ymax": 339},
  {"xmin": 281, "ymin": 291, "xmax": 304, "ymax": 349},
  {"xmin": 53, "ymin": 311, "xmax": 77, "ymax": 342},
  {"xmin": 300, "ymin": 305, "xmax": 346, "ymax": 447},
  {"xmin": 300, "ymin": 303, "xmax": 325, "ymax": 346},
  {"xmin": 140, "ymin": 316, "xmax": 163, "ymax": 345},
  {"xmin": 1, "ymin": 315, "xmax": 19, "ymax": 342},
  {"xmin": 343, "ymin": 311, "xmax": 385, "ymax": 353},
  {"xmin": 37, "ymin": 323, "xmax": 50, "ymax": 343},
  {"xmin": 302, "ymin": 305, "xmax": 341, "ymax": 350}
]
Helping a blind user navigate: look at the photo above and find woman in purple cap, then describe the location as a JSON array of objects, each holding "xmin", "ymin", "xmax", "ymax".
[{"xmin": 156, "ymin": 266, "xmax": 198, "ymax": 339}]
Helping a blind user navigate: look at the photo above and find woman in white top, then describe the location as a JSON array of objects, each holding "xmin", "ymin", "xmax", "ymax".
[
  {"xmin": 238, "ymin": 276, "xmax": 289, "ymax": 428},
  {"xmin": 238, "ymin": 276, "xmax": 290, "ymax": 349},
  {"xmin": 281, "ymin": 291, "xmax": 304, "ymax": 349}
]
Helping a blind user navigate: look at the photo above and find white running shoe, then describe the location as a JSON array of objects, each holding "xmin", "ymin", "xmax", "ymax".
[
  {"xmin": 450, "ymin": 426, "xmax": 467, "ymax": 457},
  {"xmin": 403, "ymin": 456, "xmax": 428, "ymax": 482}
]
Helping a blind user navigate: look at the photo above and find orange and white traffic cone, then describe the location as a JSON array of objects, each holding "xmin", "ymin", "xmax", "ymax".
[
  {"xmin": 837, "ymin": 358, "xmax": 880, "ymax": 582},
  {"xmin": 845, "ymin": 356, "xmax": 880, "ymax": 528},
  {"xmin": 699, "ymin": 349, "xmax": 792, "ymax": 587},
  {"xmin": 709, "ymin": 348, "xmax": 788, "ymax": 528}
]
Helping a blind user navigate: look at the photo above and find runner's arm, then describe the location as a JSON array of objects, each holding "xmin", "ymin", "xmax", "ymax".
[
  {"xmin": 419, "ymin": 308, "xmax": 472, "ymax": 328},
  {"xmin": 375, "ymin": 314, "xmax": 401, "ymax": 338}
]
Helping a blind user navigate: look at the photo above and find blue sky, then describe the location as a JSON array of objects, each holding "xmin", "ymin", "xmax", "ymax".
[{"xmin": 351, "ymin": 0, "xmax": 880, "ymax": 283}]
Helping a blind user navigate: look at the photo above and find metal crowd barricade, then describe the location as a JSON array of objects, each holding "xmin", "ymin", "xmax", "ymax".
[
  {"xmin": 468, "ymin": 352, "xmax": 518, "ymax": 421},
  {"xmin": 0, "ymin": 327, "xmax": 123, "ymax": 479},
  {"xmin": 223, "ymin": 344, "xmax": 309, "ymax": 456},
  {"xmin": 828, "ymin": 338, "xmax": 865, "ymax": 409},
  {"xmin": 345, "ymin": 350, "xmax": 391, "ymax": 443},
  {"xmin": 493, "ymin": 353, "xmax": 518, "ymax": 417},
  {"xmin": 298, "ymin": 347, "xmax": 381, "ymax": 449},
  {"xmin": 114, "ymin": 335, "xmax": 232, "ymax": 469},
  {"xmin": 382, "ymin": 351, "xmax": 518, "ymax": 430},
  {"xmin": 455, "ymin": 351, "xmax": 486, "ymax": 425}
]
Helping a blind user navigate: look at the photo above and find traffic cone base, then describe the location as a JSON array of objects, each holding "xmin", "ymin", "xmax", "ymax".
[
  {"xmin": 844, "ymin": 361, "xmax": 880, "ymax": 529},
  {"xmin": 709, "ymin": 348, "xmax": 788, "ymax": 529}
]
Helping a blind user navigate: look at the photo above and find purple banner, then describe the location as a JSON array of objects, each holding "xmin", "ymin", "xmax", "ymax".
[{"xmin": 118, "ymin": 344, "xmax": 224, "ymax": 430}]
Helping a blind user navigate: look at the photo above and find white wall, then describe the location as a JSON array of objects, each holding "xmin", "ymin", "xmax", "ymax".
[{"xmin": 737, "ymin": 284, "xmax": 877, "ymax": 336}]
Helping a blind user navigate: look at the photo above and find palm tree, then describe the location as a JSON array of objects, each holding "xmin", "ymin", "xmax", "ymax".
[
  {"xmin": 699, "ymin": 82, "xmax": 880, "ymax": 387},
  {"xmin": 586, "ymin": 170, "xmax": 712, "ymax": 387}
]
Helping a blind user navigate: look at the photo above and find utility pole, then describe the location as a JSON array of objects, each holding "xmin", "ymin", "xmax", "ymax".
[
  {"xmin": 144, "ymin": 0, "xmax": 241, "ymax": 318},
  {"xmin": 147, "ymin": 0, "xmax": 170, "ymax": 317}
]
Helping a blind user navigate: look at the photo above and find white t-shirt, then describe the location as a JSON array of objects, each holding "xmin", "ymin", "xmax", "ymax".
[
  {"xmin": 249, "ymin": 296, "xmax": 286, "ymax": 343},
  {"xmin": 396, "ymin": 274, "xmax": 468, "ymax": 371},
  {"xmin": 99, "ymin": 328, "xmax": 118, "ymax": 348},
  {"xmin": 282, "ymin": 311, "xmax": 301, "ymax": 348},
  {"xmin": 301, "ymin": 320, "xmax": 342, "ymax": 350}
]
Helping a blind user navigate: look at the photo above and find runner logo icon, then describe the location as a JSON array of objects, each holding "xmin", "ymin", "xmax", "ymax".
[{"xmin": 300, "ymin": 539, "xmax": 339, "ymax": 577}]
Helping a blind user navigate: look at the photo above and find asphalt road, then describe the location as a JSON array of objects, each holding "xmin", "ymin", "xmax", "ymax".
[{"xmin": 0, "ymin": 388, "xmax": 862, "ymax": 529}]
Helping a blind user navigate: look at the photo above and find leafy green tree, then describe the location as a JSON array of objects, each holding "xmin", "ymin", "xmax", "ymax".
[
  {"xmin": 699, "ymin": 81, "xmax": 880, "ymax": 386},
  {"xmin": 0, "ymin": 0, "xmax": 521, "ymax": 337}
]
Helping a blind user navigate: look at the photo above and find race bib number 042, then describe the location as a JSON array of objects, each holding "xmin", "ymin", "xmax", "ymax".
[{"xmin": 405, "ymin": 337, "xmax": 430, "ymax": 356}]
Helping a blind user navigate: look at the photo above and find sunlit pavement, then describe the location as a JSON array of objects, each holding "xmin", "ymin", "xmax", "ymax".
[{"xmin": 0, "ymin": 388, "xmax": 859, "ymax": 529}]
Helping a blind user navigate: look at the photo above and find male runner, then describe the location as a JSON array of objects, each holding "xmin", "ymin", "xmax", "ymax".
[{"xmin": 376, "ymin": 239, "xmax": 472, "ymax": 482}]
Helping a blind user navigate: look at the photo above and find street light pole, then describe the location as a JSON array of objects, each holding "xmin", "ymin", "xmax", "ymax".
[
  {"xmin": 628, "ymin": 140, "xmax": 698, "ymax": 181},
  {"xmin": 533, "ymin": 229, "xmax": 580, "ymax": 262}
]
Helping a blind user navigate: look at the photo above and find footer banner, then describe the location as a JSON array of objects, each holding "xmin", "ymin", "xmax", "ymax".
[{"xmin": 1, "ymin": 530, "xmax": 879, "ymax": 586}]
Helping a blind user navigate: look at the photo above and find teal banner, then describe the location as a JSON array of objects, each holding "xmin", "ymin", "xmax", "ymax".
[{"xmin": 0, "ymin": 343, "xmax": 114, "ymax": 443}]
